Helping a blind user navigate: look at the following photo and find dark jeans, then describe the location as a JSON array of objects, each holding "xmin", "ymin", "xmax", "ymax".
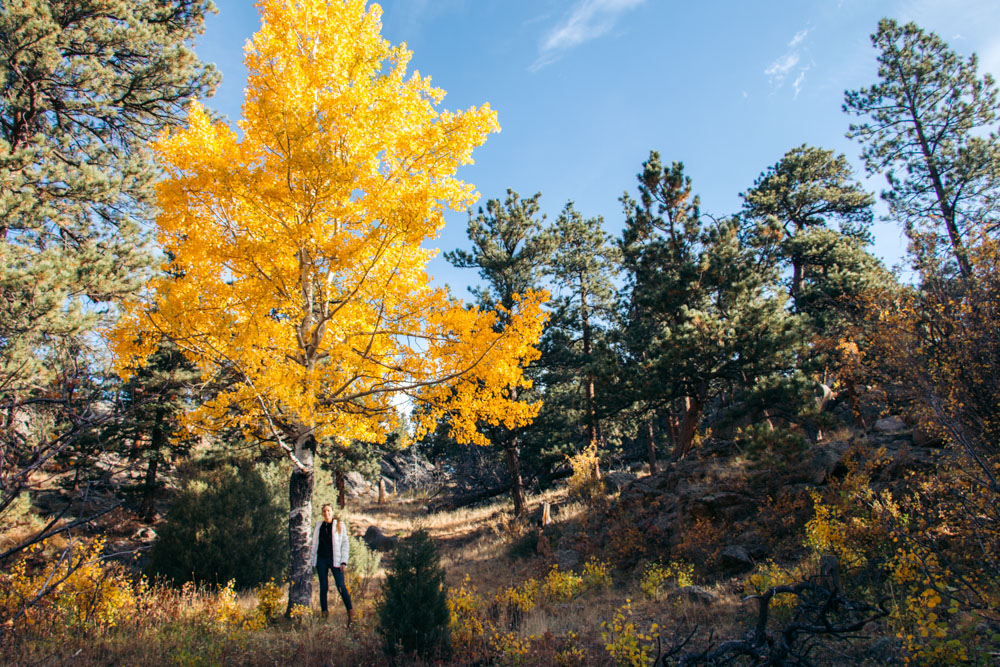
[{"xmin": 316, "ymin": 557, "xmax": 353, "ymax": 612}]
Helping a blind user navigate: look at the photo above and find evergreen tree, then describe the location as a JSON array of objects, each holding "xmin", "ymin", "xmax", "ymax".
[
  {"xmin": 845, "ymin": 19, "xmax": 1000, "ymax": 282},
  {"xmin": 377, "ymin": 529, "xmax": 450, "ymax": 660},
  {"xmin": 741, "ymin": 144, "xmax": 874, "ymax": 304},
  {"xmin": 741, "ymin": 146, "xmax": 893, "ymax": 399},
  {"xmin": 618, "ymin": 153, "xmax": 805, "ymax": 458},
  {"xmin": 445, "ymin": 189, "xmax": 552, "ymax": 516},
  {"xmin": 542, "ymin": 202, "xmax": 620, "ymax": 466},
  {"xmin": 0, "ymin": 0, "xmax": 219, "ymax": 394},
  {"xmin": 0, "ymin": 0, "xmax": 217, "ymax": 593},
  {"xmin": 106, "ymin": 341, "xmax": 200, "ymax": 522},
  {"xmin": 149, "ymin": 463, "xmax": 287, "ymax": 589}
]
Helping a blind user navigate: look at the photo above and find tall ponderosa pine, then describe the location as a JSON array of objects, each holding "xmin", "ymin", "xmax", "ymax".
[
  {"xmin": 0, "ymin": 0, "xmax": 217, "ymax": 595},
  {"xmin": 445, "ymin": 190, "xmax": 551, "ymax": 517},
  {"xmin": 544, "ymin": 202, "xmax": 619, "ymax": 466},
  {"xmin": 741, "ymin": 145, "xmax": 874, "ymax": 304},
  {"xmin": 844, "ymin": 19, "xmax": 1000, "ymax": 282},
  {"xmin": 0, "ymin": 0, "xmax": 218, "ymax": 394},
  {"xmin": 741, "ymin": 145, "xmax": 892, "ymax": 396},
  {"xmin": 619, "ymin": 153, "xmax": 804, "ymax": 459},
  {"xmin": 112, "ymin": 0, "xmax": 545, "ymax": 614}
]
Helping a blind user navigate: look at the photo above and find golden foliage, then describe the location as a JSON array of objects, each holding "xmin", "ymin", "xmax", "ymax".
[
  {"xmin": 110, "ymin": 0, "xmax": 546, "ymax": 451},
  {"xmin": 600, "ymin": 599, "xmax": 658, "ymax": 667}
]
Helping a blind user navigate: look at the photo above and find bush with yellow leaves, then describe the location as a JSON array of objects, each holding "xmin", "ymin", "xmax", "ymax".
[
  {"xmin": 581, "ymin": 557, "xmax": 612, "ymax": 591},
  {"xmin": 566, "ymin": 443, "xmax": 604, "ymax": 500},
  {"xmin": 448, "ymin": 575, "xmax": 489, "ymax": 660},
  {"xmin": 541, "ymin": 565, "xmax": 583, "ymax": 602},
  {"xmin": 0, "ymin": 538, "xmax": 143, "ymax": 639},
  {"xmin": 639, "ymin": 560, "xmax": 694, "ymax": 600},
  {"xmin": 601, "ymin": 599, "xmax": 658, "ymax": 667}
]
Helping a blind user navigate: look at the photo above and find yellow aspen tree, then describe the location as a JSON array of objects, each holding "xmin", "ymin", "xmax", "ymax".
[{"xmin": 110, "ymin": 0, "xmax": 546, "ymax": 613}]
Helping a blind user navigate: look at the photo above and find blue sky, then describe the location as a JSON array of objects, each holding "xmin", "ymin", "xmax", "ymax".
[{"xmin": 196, "ymin": 0, "xmax": 1000, "ymax": 294}]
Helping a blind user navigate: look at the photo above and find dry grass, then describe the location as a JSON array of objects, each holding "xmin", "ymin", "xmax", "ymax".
[{"xmin": 2, "ymin": 480, "xmax": 757, "ymax": 665}]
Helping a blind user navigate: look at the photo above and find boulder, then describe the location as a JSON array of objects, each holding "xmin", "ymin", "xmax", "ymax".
[
  {"xmin": 873, "ymin": 416, "xmax": 906, "ymax": 433},
  {"xmin": 344, "ymin": 471, "xmax": 371, "ymax": 497},
  {"xmin": 363, "ymin": 525, "xmax": 398, "ymax": 552},
  {"xmin": 555, "ymin": 548, "xmax": 580, "ymax": 569},
  {"xmin": 719, "ymin": 545, "xmax": 754, "ymax": 572},
  {"xmin": 603, "ymin": 471, "xmax": 637, "ymax": 492},
  {"xmin": 673, "ymin": 585, "xmax": 719, "ymax": 605}
]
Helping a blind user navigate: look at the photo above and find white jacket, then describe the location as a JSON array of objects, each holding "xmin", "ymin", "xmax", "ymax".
[{"xmin": 311, "ymin": 519, "xmax": 350, "ymax": 567}]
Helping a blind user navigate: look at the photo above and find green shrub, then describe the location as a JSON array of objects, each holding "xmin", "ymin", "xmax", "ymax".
[
  {"xmin": 376, "ymin": 529, "xmax": 450, "ymax": 660},
  {"xmin": 346, "ymin": 533, "xmax": 381, "ymax": 601},
  {"xmin": 148, "ymin": 463, "xmax": 286, "ymax": 589}
]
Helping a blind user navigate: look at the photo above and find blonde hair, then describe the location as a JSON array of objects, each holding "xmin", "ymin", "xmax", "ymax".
[{"xmin": 321, "ymin": 504, "xmax": 346, "ymax": 533}]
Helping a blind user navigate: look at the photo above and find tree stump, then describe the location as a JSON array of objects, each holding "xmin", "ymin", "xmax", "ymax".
[{"xmin": 819, "ymin": 554, "xmax": 841, "ymax": 594}]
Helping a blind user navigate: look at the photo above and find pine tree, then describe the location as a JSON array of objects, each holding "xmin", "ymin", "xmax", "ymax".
[
  {"xmin": 618, "ymin": 153, "xmax": 804, "ymax": 458},
  {"xmin": 0, "ymin": 0, "xmax": 217, "ymax": 596},
  {"xmin": 741, "ymin": 144, "xmax": 874, "ymax": 304},
  {"xmin": 0, "ymin": 0, "xmax": 218, "ymax": 394},
  {"xmin": 107, "ymin": 340, "xmax": 201, "ymax": 522},
  {"xmin": 445, "ymin": 189, "xmax": 552, "ymax": 516},
  {"xmin": 741, "ymin": 145, "xmax": 892, "ymax": 399},
  {"xmin": 845, "ymin": 19, "xmax": 1000, "ymax": 282},
  {"xmin": 377, "ymin": 529, "xmax": 450, "ymax": 660},
  {"xmin": 543, "ymin": 202, "xmax": 619, "ymax": 468}
]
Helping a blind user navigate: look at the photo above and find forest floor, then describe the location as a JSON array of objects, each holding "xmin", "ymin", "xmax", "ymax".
[
  {"xmin": 4, "ymin": 435, "xmax": 915, "ymax": 666},
  {"xmin": 4, "ymin": 470, "xmax": 761, "ymax": 666}
]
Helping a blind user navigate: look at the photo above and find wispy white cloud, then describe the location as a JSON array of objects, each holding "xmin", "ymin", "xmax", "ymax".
[
  {"xmin": 793, "ymin": 67, "xmax": 809, "ymax": 98},
  {"xmin": 532, "ymin": 0, "xmax": 646, "ymax": 70},
  {"xmin": 765, "ymin": 52, "xmax": 801, "ymax": 84},
  {"xmin": 765, "ymin": 26, "xmax": 812, "ymax": 95},
  {"xmin": 789, "ymin": 28, "xmax": 810, "ymax": 48}
]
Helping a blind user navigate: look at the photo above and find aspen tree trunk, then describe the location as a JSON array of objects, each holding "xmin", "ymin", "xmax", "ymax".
[
  {"xmin": 285, "ymin": 432, "xmax": 315, "ymax": 616},
  {"xmin": 378, "ymin": 478, "xmax": 386, "ymax": 504}
]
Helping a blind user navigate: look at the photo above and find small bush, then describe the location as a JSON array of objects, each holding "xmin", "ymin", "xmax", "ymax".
[
  {"xmin": 541, "ymin": 565, "xmax": 583, "ymax": 602},
  {"xmin": 640, "ymin": 560, "xmax": 694, "ymax": 599},
  {"xmin": 567, "ymin": 443, "xmax": 604, "ymax": 500},
  {"xmin": 148, "ymin": 463, "xmax": 286, "ymax": 589},
  {"xmin": 377, "ymin": 529, "xmax": 450, "ymax": 660},
  {"xmin": 601, "ymin": 599, "xmax": 658, "ymax": 667},
  {"xmin": 346, "ymin": 533, "xmax": 381, "ymax": 601}
]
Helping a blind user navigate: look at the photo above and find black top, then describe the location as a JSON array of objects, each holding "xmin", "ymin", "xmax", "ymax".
[{"xmin": 318, "ymin": 521, "xmax": 333, "ymax": 561}]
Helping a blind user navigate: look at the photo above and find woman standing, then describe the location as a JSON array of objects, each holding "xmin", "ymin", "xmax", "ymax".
[{"xmin": 311, "ymin": 504, "xmax": 353, "ymax": 626}]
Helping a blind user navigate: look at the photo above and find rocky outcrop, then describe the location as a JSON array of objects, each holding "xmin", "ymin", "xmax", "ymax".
[
  {"xmin": 380, "ymin": 449, "xmax": 437, "ymax": 493},
  {"xmin": 588, "ymin": 424, "xmax": 947, "ymax": 577}
]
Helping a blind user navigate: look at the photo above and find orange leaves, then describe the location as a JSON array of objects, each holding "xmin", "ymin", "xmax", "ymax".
[{"xmin": 110, "ymin": 0, "xmax": 541, "ymax": 451}]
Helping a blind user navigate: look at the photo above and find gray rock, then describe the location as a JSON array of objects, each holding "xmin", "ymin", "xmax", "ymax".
[
  {"xmin": 673, "ymin": 585, "xmax": 718, "ymax": 605},
  {"xmin": 603, "ymin": 471, "xmax": 637, "ymax": 492},
  {"xmin": 720, "ymin": 545, "xmax": 753, "ymax": 572},
  {"xmin": 873, "ymin": 416, "xmax": 906, "ymax": 433},
  {"xmin": 555, "ymin": 548, "xmax": 580, "ymax": 569},
  {"xmin": 363, "ymin": 525, "xmax": 397, "ymax": 552},
  {"xmin": 344, "ymin": 471, "xmax": 371, "ymax": 497}
]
